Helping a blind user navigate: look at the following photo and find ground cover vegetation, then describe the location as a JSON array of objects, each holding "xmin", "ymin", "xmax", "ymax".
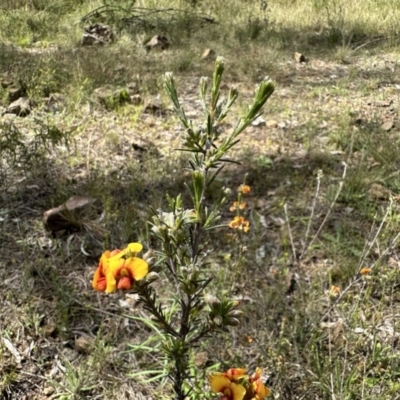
[{"xmin": 1, "ymin": 0, "xmax": 400, "ymax": 399}]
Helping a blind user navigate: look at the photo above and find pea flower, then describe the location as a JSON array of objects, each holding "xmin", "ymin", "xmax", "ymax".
[
  {"xmin": 329, "ymin": 285, "xmax": 341, "ymax": 298},
  {"xmin": 229, "ymin": 201, "xmax": 247, "ymax": 212},
  {"xmin": 228, "ymin": 216, "xmax": 250, "ymax": 233},
  {"xmin": 209, "ymin": 371, "xmax": 246, "ymax": 400},
  {"xmin": 238, "ymin": 185, "xmax": 251, "ymax": 194},
  {"xmin": 249, "ymin": 368, "xmax": 271, "ymax": 399},
  {"xmin": 209, "ymin": 368, "xmax": 270, "ymax": 400},
  {"xmin": 92, "ymin": 243, "xmax": 148, "ymax": 293},
  {"xmin": 360, "ymin": 267, "xmax": 371, "ymax": 275}
]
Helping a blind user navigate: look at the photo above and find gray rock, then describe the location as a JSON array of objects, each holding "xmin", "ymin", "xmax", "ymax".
[
  {"xmin": 5, "ymin": 97, "xmax": 31, "ymax": 117},
  {"xmin": 145, "ymin": 35, "xmax": 169, "ymax": 51},
  {"xmin": 82, "ymin": 23, "xmax": 114, "ymax": 46}
]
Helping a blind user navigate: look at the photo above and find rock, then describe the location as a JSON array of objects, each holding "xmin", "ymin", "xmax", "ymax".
[
  {"xmin": 252, "ymin": 116, "xmax": 266, "ymax": 127},
  {"xmin": 74, "ymin": 335, "xmax": 95, "ymax": 354},
  {"xmin": 194, "ymin": 351, "xmax": 208, "ymax": 367},
  {"xmin": 4, "ymin": 97, "xmax": 31, "ymax": 117},
  {"xmin": 381, "ymin": 120, "xmax": 394, "ymax": 131},
  {"xmin": 294, "ymin": 52, "xmax": 308, "ymax": 63},
  {"xmin": 43, "ymin": 386, "xmax": 55, "ymax": 396},
  {"xmin": 266, "ymin": 120, "xmax": 278, "ymax": 128},
  {"xmin": 62, "ymin": 348, "xmax": 79, "ymax": 362},
  {"xmin": 43, "ymin": 195, "xmax": 98, "ymax": 235},
  {"xmin": 131, "ymin": 94, "xmax": 142, "ymax": 105},
  {"xmin": 143, "ymin": 97, "xmax": 163, "ymax": 114},
  {"xmin": 93, "ymin": 85, "xmax": 131, "ymax": 109},
  {"xmin": 8, "ymin": 85, "xmax": 24, "ymax": 102},
  {"xmin": 201, "ymin": 48, "xmax": 216, "ymax": 60},
  {"xmin": 145, "ymin": 35, "xmax": 169, "ymax": 51},
  {"xmin": 127, "ymin": 81, "xmax": 140, "ymax": 95},
  {"xmin": 82, "ymin": 23, "xmax": 114, "ymax": 46}
]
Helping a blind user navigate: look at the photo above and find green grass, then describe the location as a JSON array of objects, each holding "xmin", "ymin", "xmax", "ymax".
[{"xmin": 2, "ymin": 0, "xmax": 400, "ymax": 399}]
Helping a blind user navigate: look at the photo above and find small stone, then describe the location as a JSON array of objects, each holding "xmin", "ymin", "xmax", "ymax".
[
  {"xmin": 43, "ymin": 320, "xmax": 57, "ymax": 337},
  {"xmin": 4, "ymin": 97, "xmax": 31, "ymax": 117},
  {"xmin": 194, "ymin": 351, "xmax": 208, "ymax": 367},
  {"xmin": 381, "ymin": 120, "xmax": 394, "ymax": 131},
  {"xmin": 201, "ymin": 48, "xmax": 216, "ymax": 60},
  {"xmin": 8, "ymin": 85, "xmax": 24, "ymax": 102},
  {"xmin": 43, "ymin": 386, "xmax": 55, "ymax": 396},
  {"xmin": 62, "ymin": 348, "xmax": 79, "ymax": 362},
  {"xmin": 252, "ymin": 116, "xmax": 266, "ymax": 127},
  {"xmin": 266, "ymin": 120, "xmax": 278, "ymax": 128},
  {"xmin": 294, "ymin": 52, "xmax": 307, "ymax": 63},
  {"xmin": 145, "ymin": 35, "xmax": 169, "ymax": 51},
  {"xmin": 74, "ymin": 335, "xmax": 95, "ymax": 354},
  {"xmin": 277, "ymin": 121, "xmax": 287, "ymax": 129},
  {"xmin": 127, "ymin": 82, "xmax": 140, "ymax": 95},
  {"xmin": 143, "ymin": 97, "xmax": 163, "ymax": 114},
  {"xmin": 130, "ymin": 94, "xmax": 142, "ymax": 105}
]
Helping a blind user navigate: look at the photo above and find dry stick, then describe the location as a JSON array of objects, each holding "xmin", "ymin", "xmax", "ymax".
[
  {"xmin": 302, "ymin": 162, "xmax": 347, "ymax": 258},
  {"xmin": 283, "ymin": 203, "xmax": 297, "ymax": 262},
  {"xmin": 356, "ymin": 197, "xmax": 393, "ymax": 272},
  {"xmin": 300, "ymin": 169, "xmax": 323, "ymax": 258}
]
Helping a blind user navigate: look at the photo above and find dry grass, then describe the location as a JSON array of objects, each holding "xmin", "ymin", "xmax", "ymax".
[{"xmin": 2, "ymin": 0, "xmax": 400, "ymax": 399}]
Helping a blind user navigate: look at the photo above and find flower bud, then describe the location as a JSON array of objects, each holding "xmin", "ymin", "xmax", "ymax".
[
  {"xmin": 145, "ymin": 272, "xmax": 160, "ymax": 284},
  {"xmin": 143, "ymin": 249, "xmax": 154, "ymax": 262},
  {"xmin": 224, "ymin": 317, "xmax": 240, "ymax": 327},
  {"xmin": 204, "ymin": 294, "xmax": 221, "ymax": 309},
  {"xmin": 227, "ymin": 310, "xmax": 243, "ymax": 318},
  {"xmin": 223, "ymin": 187, "xmax": 232, "ymax": 196}
]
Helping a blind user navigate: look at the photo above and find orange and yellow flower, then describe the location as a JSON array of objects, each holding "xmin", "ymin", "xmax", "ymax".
[
  {"xmin": 360, "ymin": 267, "xmax": 371, "ymax": 275},
  {"xmin": 238, "ymin": 185, "xmax": 251, "ymax": 194},
  {"xmin": 209, "ymin": 368, "xmax": 270, "ymax": 400},
  {"xmin": 209, "ymin": 369, "xmax": 247, "ymax": 400},
  {"xmin": 329, "ymin": 285, "xmax": 341, "ymax": 298},
  {"xmin": 92, "ymin": 243, "xmax": 148, "ymax": 293},
  {"xmin": 229, "ymin": 201, "xmax": 247, "ymax": 212},
  {"xmin": 209, "ymin": 374, "xmax": 246, "ymax": 400},
  {"xmin": 228, "ymin": 216, "xmax": 250, "ymax": 233},
  {"xmin": 249, "ymin": 368, "xmax": 271, "ymax": 399}
]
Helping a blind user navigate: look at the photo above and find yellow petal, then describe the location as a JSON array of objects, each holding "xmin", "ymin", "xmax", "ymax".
[
  {"xmin": 230, "ymin": 382, "xmax": 246, "ymax": 400},
  {"xmin": 253, "ymin": 379, "xmax": 271, "ymax": 399},
  {"xmin": 209, "ymin": 375, "xmax": 231, "ymax": 393},
  {"xmin": 127, "ymin": 242, "xmax": 143, "ymax": 254},
  {"xmin": 104, "ymin": 255, "xmax": 125, "ymax": 293},
  {"xmin": 105, "ymin": 267, "xmax": 117, "ymax": 293},
  {"xmin": 124, "ymin": 257, "xmax": 148, "ymax": 281},
  {"xmin": 108, "ymin": 256, "xmax": 125, "ymax": 273}
]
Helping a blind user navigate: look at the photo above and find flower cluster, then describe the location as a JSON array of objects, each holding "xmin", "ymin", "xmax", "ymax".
[
  {"xmin": 229, "ymin": 201, "xmax": 247, "ymax": 212},
  {"xmin": 92, "ymin": 243, "xmax": 148, "ymax": 293},
  {"xmin": 209, "ymin": 367, "xmax": 270, "ymax": 400},
  {"xmin": 228, "ymin": 216, "xmax": 250, "ymax": 233},
  {"xmin": 238, "ymin": 185, "xmax": 251, "ymax": 194},
  {"xmin": 228, "ymin": 184, "xmax": 251, "ymax": 233},
  {"xmin": 360, "ymin": 267, "xmax": 371, "ymax": 275},
  {"xmin": 329, "ymin": 285, "xmax": 341, "ymax": 298}
]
